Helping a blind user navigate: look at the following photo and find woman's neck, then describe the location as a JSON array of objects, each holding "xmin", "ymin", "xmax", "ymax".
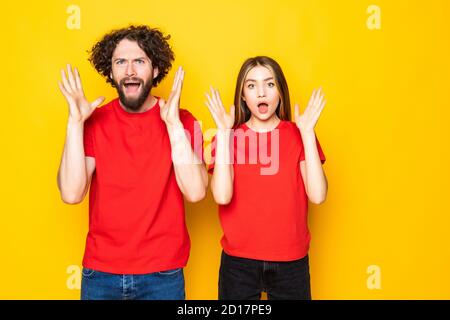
[{"xmin": 246, "ymin": 114, "xmax": 281, "ymax": 132}]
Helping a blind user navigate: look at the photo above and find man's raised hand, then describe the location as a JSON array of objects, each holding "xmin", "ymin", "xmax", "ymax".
[{"xmin": 58, "ymin": 64, "xmax": 104, "ymax": 123}]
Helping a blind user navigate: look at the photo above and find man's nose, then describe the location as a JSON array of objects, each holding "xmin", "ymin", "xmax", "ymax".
[{"xmin": 125, "ymin": 61, "xmax": 136, "ymax": 77}]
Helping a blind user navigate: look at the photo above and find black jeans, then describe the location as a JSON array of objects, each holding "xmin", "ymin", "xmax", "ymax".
[{"xmin": 219, "ymin": 251, "xmax": 311, "ymax": 300}]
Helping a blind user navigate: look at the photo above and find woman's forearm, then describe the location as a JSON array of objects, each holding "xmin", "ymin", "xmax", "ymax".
[
  {"xmin": 301, "ymin": 130, "xmax": 328, "ymax": 204},
  {"xmin": 211, "ymin": 129, "xmax": 234, "ymax": 205}
]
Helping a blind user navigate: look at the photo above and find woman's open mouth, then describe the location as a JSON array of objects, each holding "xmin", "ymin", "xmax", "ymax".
[{"xmin": 258, "ymin": 102, "xmax": 269, "ymax": 114}]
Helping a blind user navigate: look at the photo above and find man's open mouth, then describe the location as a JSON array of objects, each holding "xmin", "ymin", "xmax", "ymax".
[{"xmin": 122, "ymin": 80, "xmax": 142, "ymax": 94}]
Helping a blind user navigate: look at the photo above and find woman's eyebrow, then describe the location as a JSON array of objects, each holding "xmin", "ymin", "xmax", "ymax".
[{"xmin": 245, "ymin": 77, "xmax": 274, "ymax": 83}]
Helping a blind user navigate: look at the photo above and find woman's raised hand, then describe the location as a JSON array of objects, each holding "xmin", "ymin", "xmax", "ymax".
[{"xmin": 205, "ymin": 87, "xmax": 235, "ymax": 130}]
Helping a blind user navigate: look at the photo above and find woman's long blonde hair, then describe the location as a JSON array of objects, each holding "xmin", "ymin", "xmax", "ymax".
[{"xmin": 233, "ymin": 56, "xmax": 291, "ymax": 127}]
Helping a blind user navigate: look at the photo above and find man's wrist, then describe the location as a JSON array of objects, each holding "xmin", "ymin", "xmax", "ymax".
[
  {"xmin": 165, "ymin": 119, "xmax": 184, "ymax": 132},
  {"xmin": 67, "ymin": 117, "xmax": 84, "ymax": 130}
]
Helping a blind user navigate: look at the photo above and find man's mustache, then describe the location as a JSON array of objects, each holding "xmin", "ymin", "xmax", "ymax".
[{"xmin": 119, "ymin": 77, "xmax": 144, "ymax": 86}]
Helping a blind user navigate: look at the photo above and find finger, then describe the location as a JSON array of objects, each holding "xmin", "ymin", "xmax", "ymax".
[
  {"xmin": 229, "ymin": 104, "xmax": 236, "ymax": 120},
  {"xmin": 165, "ymin": 89, "xmax": 175, "ymax": 106},
  {"xmin": 315, "ymin": 86, "xmax": 322, "ymax": 99},
  {"xmin": 205, "ymin": 92, "xmax": 216, "ymax": 110},
  {"xmin": 214, "ymin": 88, "xmax": 224, "ymax": 110},
  {"xmin": 306, "ymin": 89, "xmax": 319, "ymax": 113},
  {"xmin": 74, "ymin": 67, "xmax": 84, "ymax": 93},
  {"xmin": 172, "ymin": 68, "xmax": 180, "ymax": 91},
  {"xmin": 315, "ymin": 93, "xmax": 324, "ymax": 110},
  {"xmin": 178, "ymin": 68, "xmax": 185, "ymax": 94},
  {"xmin": 204, "ymin": 100, "xmax": 216, "ymax": 117},
  {"xmin": 66, "ymin": 64, "xmax": 77, "ymax": 91},
  {"xmin": 173, "ymin": 67, "xmax": 183, "ymax": 95},
  {"xmin": 58, "ymin": 81, "xmax": 70, "ymax": 100},
  {"xmin": 311, "ymin": 88, "xmax": 320, "ymax": 107},
  {"xmin": 171, "ymin": 66, "xmax": 181, "ymax": 92},
  {"xmin": 317, "ymin": 99, "xmax": 326, "ymax": 115},
  {"xmin": 306, "ymin": 91, "xmax": 315, "ymax": 110},
  {"xmin": 312, "ymin": 99, "xmax": 326, "ymax": 122},
  {"xmin": 172, "ymin": 68, "xmax": 184, "ymax": 103},
  {"xmin": 211, "ymin": 87, "xmax": 221, "ymax": 110},
  {"xmin": 60, "ymin": 69, "xmax": 73, "ymax": 94},
  {"xmin": 310, "ymin": 108, "xmax": 322, "ymax": 127},
  {"xmin": 90, "ymin": 96, "xmax": 105, "ymax": 109},
  {"xmin": 210, "ymin": 86, "xmax": 219, "ymax": 111},
  {"xmin": 171, "ymin": 67, "xmax": 179, "ymax": 91},
  {"xmin": 209, "ymin": 87, "xmax": 217, "ymax": 107},
  {"xmin": 205, "ymin": 100, "xmax": 221, "ymax": 124},
  {"xmin": 294, "ymin": 103, "xmax": 300, "ymax": 119}
]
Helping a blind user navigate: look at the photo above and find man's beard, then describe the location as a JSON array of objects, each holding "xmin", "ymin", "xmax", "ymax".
[{"xmin": 114, "ymin": 76, "xmax": 153, "ymax": 111}]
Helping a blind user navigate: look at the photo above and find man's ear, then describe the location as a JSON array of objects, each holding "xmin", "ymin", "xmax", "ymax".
[{"xmin": 153, "ymin": 67, "xmax": 159, "ymax": 80}]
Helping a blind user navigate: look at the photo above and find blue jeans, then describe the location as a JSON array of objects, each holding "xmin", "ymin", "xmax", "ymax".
[
  {"xmin": 80, "ymin": 267, "xmax": 185, "ymax": 300},
  {"xmin": 219, "ymin": 251, "xmax": 311, "ymax": 300}
]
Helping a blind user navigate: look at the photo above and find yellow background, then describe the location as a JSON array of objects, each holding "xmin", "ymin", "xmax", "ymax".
[{"xmin": 2, "ymin": 0, "xmax": 450, "ymax": 299}]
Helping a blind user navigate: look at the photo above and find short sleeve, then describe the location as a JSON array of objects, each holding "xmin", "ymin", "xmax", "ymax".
[
  {"xmin": 180, "ymin": 109, "xmax": 204, "ymax": 163},
  {"xmin": 299, "ymin": 134, "xmax": 326, "ymax": 164},
  {"xmin": 83, "ymin": 118, "xmax": 95, "ymax": 158}
]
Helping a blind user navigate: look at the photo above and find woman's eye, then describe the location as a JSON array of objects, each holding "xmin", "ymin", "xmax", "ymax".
[
  {"xmin": 247, "ymin": 84, "xmax": 254, "ymax": 89},
  {"xmin": 268, "ymin": 82, "xmax": 275, "ymax": 87}
]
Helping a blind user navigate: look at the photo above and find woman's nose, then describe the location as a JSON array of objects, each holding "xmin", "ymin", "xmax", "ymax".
[{"xmin": 257, "ymin": 86, "xmax": 266, "ymax": 97}]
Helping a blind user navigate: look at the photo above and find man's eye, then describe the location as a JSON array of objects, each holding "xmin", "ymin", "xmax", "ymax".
[
  {"xmin": 135, "ymin": 60, "xmax": 144, "ymax": 64},
  {"xmin": 116, "ymin": 60, "xmax": 125, "ymax": 65}
]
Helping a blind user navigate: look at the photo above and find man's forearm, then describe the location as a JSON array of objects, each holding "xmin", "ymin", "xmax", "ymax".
[
  {"xmin": 166, "ymin": 123, "xmax": 207, "ymax": 202},
  {"xmin": 57, "ymin": 120, "xmax": 88, "ymax": 203}
]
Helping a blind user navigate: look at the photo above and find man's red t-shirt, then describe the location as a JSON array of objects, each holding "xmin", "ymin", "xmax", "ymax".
[
  {"xmin": 208, "ymin": 120, "xmax": 325, "ymax": 261},
  {"xmin": 82, "ymin": 97, "xmax": 203, "ymax": 274}
]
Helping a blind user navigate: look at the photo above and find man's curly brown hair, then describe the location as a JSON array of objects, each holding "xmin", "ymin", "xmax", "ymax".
[{"xmin": 88, "ymin": 25, "xmax": 174, "ymax": 88}]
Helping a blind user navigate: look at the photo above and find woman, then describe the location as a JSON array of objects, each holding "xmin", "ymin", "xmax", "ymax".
[{"xmin": 205, "ymin": 56, "xmax": 327, "ymax": 300}]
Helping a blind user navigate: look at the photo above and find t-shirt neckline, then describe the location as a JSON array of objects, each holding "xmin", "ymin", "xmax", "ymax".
[{"xmin": 242, "ymin": 119, "xmax": 284, "ymax": 133}]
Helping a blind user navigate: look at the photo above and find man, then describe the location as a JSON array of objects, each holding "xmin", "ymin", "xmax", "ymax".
[{"xmin": 57, "ymin": 25, "xmax": 207, "ymax": 300}]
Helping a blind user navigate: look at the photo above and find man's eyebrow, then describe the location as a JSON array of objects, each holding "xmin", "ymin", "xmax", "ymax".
[
  {"xmin": 245, "ymin": 77, "xmax": 274, "ymax": 83},
  {"xmin": 112, "ymin": 57, "xmax": 149, "ymax": 61}
]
